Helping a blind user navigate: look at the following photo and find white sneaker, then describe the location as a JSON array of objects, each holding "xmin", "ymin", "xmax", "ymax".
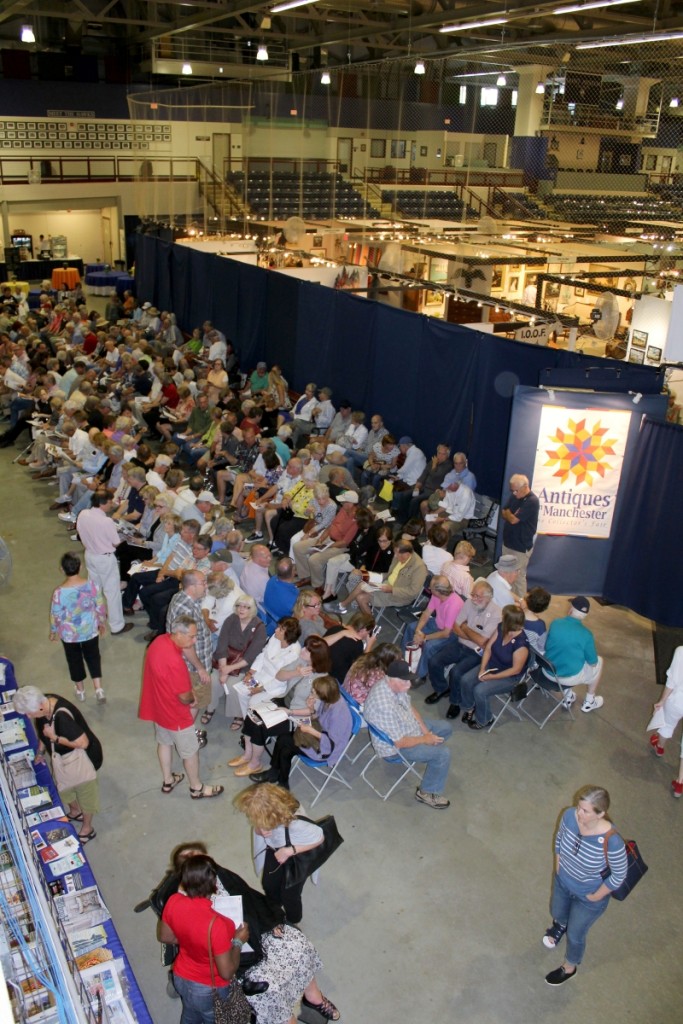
[
  {"xmin": 581, "ymin": 694, "xmax": 604, "ymax": 713},
  {"xmin": 58, "ymin": 511, "xmax": 76, "ymax": 522},
  {"xmin": 562, "ymin": 689, "xmax": 576, "ymax": 707}
]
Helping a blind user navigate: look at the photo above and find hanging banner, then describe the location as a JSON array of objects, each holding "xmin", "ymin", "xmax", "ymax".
[{"xmin": 533, "ymin": 405, "xmax": 632, "ymax": 538}]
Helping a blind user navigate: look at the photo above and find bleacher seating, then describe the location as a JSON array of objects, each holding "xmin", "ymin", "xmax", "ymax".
[
  {"xmin": 505, "ymin": 192, "xmax": 547, "ymax": 219},
  {"xmin": 543, "ymin": 191, "xmax": 679, "ymax": 226},
  {"xmin": 380, "ymin": 189, "xmax": 478, "ymax": 220},
  {"xmin": 225, "ymin": 170, "xmax": 379, "ymax": 220}
]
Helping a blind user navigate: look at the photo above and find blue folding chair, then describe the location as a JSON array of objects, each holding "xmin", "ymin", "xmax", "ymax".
[
  {"xmin": 360, "ymin": 721, "xmax": 422, "ymax": 801},
  {"xmin": 339, "ymin": 685, "xmax": 371, "ymax": 764},
  {"xmin": 289, "ymin": 705, "xmax": 362, "ymax": 806}
]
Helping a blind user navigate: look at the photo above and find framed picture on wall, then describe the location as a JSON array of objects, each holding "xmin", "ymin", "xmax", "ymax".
[
  {"xmin": 508, "ymin": 274, "xmax": 520, "ymax": 292},
  {"xmin": 574, "ymin": 286, "xmax": 585, "ymax": 298},
  {"xmin": 491, "ymin": 268, "xmax": 503, "ymax": 290},
  {"xmin": 420, "ymin": 146, "xmax": 428, "ymax": 157},
  {"xmin": 310, "ymin": 248, "xmax": 326, "ymax": 259},
  {"xmin": 631, "ymin": 329, "xmax": 647, "ymax": 349},
  {"xmin": 545, "ymin": 280, "xmax": 560, "ymax": 298},
  {"xmin": 313, "ymin": 234, "xmax": 323, "ymax": 247},
  {"xmin": 628, "ymin": 348, "xmax": 644, "ymax": 364},
  {"xmin": 646, "ymin": 345, "xmax": 662, "ymax": 362}
]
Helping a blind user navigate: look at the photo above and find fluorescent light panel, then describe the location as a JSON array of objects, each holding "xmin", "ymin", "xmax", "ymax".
[
  {"xmin": 440, "ymin": 18, "xmax": 508, "ymax": 33},
  {"xmin": 21, "ymin": 25, "xmax": 35, "ymax": 43},
  {"xmin": 577, "ymin": 30, "xmax": 683, "ymax": 48},
  {"xmin": 271, "ymin": 0, "xmax": 317, "ymax": 11},
  {"xmin": 415, "ymin": 60, "xmax": 426, "ymax": 74},
  {"xmin": 553, "ymin": 0, "xmax": 639, "ymax": 13}
]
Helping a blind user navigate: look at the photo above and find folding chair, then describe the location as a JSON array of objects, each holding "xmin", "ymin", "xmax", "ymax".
[
  {"xmin": 289, "ymin": 705, "xmax": 362, "ymax": 806},
  {"xmin": 517, "ymin": 650, "xmax": 577, "ymax": 729},
  {"xmin": 360, "ymin": 721, "xmax": 422, "ymax": 801},
  {"xmin": 487, "ymin": 658, "xmax": 536, "ymax": 733},
  {"xmin": 339, "ymin": 686, "xmax": 371, "ymax": 764},
  {"xmin": 373, "ymin": 581, "xmax": 432, "ymax": 643}
]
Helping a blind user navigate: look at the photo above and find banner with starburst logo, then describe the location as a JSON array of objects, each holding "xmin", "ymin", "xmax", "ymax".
[{"xmin": 533, "ymin": 406, "xmax": 632, "ymax": 538}]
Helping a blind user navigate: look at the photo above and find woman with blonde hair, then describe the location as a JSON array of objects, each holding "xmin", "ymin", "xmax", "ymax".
[{"xmin": 233, "ymin": 786, "xmax": 327, "ymax": 931}]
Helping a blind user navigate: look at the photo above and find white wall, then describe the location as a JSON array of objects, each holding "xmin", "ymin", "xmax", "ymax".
[{"xmin": 3, "ymin": 208, "xmax": 114, "ymax": 262}]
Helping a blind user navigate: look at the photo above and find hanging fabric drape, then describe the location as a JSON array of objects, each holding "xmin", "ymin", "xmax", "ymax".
[{"xmin": 603, "ymin": 417, "xmax": 683, "ymax": 627}]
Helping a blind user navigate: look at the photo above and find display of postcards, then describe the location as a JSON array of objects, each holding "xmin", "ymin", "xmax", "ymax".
[
  {"xmin": 31, "ymin": 830, "xmax": 47, "ymax": 851},
  {"xmin": 0, "ymin": 718, "xmax": 28, "ymax": 750},
  {"xmin": 64, "ymin": 870, "xmax": 85, "ymax": 892},
  {"xmin": 8, "ymin": 753, "xmax": 36, "ymax": 789},
  {"xmin": 16, "ymin": 976, "xmax": 56, "ymax": 1020},
  {"xmin": 68, "ymin": 924, "xmax": 107, "ymax": 958},
  {"xmin": 19, "ymin": 786, "xmax": 51, "ymax": 811},
  {"xmin": 26, "ymin": 806, "xmax": 66, "ymax": 826},
  {"xmin": 54, "ymin": 885, "xmax": 110, "ymax": 932},
  {"xmin": 48, "ymin": 850, "xmax": 85, "ymax": 877},
  {"xmin": 75, "ymin": 946, "xmax": 113, "ymax": 971}
]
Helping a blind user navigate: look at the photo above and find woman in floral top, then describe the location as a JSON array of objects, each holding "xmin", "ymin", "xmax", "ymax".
[{"xmin": 50, "ymin": 552, "xmax": 108, "ymax": 704}]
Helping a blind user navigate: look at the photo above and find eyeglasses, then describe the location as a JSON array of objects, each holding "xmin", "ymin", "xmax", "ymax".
[{"xmin": 306, "ymin": 602, "xmax": 321, "ymax": 610}]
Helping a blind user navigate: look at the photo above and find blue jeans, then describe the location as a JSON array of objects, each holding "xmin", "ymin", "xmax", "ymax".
[
  {"xmin": 427, "ymin": 637, "xmax": 481, "ymax": 697},
  {"xmin": 403, "ymin": 718, "xmax": 452, "ymax": 793},
  {"xmin": 459, "ymin": 664, "xmax": 526, "ymax": 724},
  {"xmin": 345, "ymin": 449, "xmax": 366, "ymax": 480},
  {"xmin": 402, "ymin": 619, "xmax": 448, "ymax": 678},
  {"xmin": 550, "ymin": 874, "xmax": 610, "ymax": 965},
  {"xmin": 173, "ymin": 973, "xmax": 233, "ymax": 1024}
]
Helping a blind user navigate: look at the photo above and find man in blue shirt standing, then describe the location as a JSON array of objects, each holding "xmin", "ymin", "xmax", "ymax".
[
  {"xmin": 544, "ymin": 596, "xmax": 604, "ymax": 713},
  {"xmin": 500, "ymin": 473, "xmax": 540, "ymax": 595}
]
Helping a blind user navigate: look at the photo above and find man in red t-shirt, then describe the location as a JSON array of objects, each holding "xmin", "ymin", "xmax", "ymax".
[{"xmin": 139, "ymin": 616, "xmax": 224, "ymax": 800}]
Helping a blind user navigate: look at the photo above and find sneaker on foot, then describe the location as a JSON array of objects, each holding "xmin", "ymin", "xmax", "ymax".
[
  {"xmin": 415, "ymin": 788, "xmax": 450, "ymax": 809},
  {"xmin": 545, "ymin": 966, "xmax": 577, "ymax": 986},
  {"xmin": 58, "ymin": 511, "xmax": 76, "ymax": 522},
  {"xmin": 671, "ymin": 780, "xmax": 683, "ymax": 798},
  {"xmin": 542, "ymin": 921, "xmax": 567, "ymax": 949},
  {"xmin": 650, "ymin": 733, "xmax": 665, "ymax": 757},
  {"xmin": 247, "ymin": 531, "xmax": 263, "ymax": 541},
  {"xmin": 561, "ymin": 689, "xmax": 576, "ymax": 707},
  {"xmin": 581, "ymin": 694, "xmax": 604, "ymax": 713}
]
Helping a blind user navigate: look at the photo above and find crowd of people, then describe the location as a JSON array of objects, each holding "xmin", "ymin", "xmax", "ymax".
[{"xmin": 1, "ymin": 284, "xmax": 678, "ymax": 1018}]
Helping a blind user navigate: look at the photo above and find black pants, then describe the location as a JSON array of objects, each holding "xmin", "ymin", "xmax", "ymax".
[
  {"xmin": 262, "ymin": 847, "xmax": 306, "ymax": 925},
  {"xmin": 268, "ymin": 731, "xmax": 301, "ymax": 788},
  {"xmin": 62, "ymin": 637, "xmax": 101, "ymax": 682},
  {"xmin": 117, "ymin": 541, "xmax": 152, "ymax": 580},
  {"xmin": 139, "ymin": 577, "xmax": 180, "ymax": 632},
  {"xmin": 272, "ymin": 514, "xmax": 306, "ymax": 551},
  {"xmin": 242, "ymin": 714, "xmax": 290, "ymax": 748}
]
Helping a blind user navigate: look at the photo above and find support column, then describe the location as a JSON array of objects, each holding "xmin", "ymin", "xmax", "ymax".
[{"xmin": 513, "ymin": 66, "xmax": 555, "ymax": 138}]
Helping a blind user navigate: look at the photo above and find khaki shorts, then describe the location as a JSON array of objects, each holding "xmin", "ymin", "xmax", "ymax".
[
  {"xmin": 154, "ymin": 722, "xmax": 199, "ymax": 760},
  {"xmin": 60, "ymin": 778, "xmax": 100, "ymax": 814}
]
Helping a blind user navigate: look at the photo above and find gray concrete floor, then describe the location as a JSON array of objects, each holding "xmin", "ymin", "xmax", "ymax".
[{"xmin": 2, "ymin": 416, "xmax": 682, "ymax": 1024}]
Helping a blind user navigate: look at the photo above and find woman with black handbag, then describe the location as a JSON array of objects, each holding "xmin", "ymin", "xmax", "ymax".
[
  {"xmin": 159, "ymin": 854, "xmax": 252, "ymax": 1024},
  {"xmin": 13, "ymin": 685, "xmax": 103, "ymax": 844},
  {"xmin": 542, "ymin": 785, "xmax": 627, "ymax": 986}
]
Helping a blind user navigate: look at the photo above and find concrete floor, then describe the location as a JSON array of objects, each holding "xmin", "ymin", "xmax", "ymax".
[{"xmin": 2, "ymin": 419, "xmax": 682, "ymax": 1024}]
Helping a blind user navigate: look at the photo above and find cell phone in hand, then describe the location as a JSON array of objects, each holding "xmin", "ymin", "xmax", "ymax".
[{"xmin": 371, "ymin": 625, "xmax": 381, "ymax": 637}]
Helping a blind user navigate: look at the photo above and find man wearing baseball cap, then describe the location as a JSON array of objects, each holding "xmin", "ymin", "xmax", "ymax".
[
  {"xmin": 543, "ymin": 597, "xmax": 604, "ymax": 713},
  {"xmin": 292, "ymin": 491, "xmax": 359, "ymax": 589},
  {"xmin": 363, "ymin": 660, "xmax": 452, "ymax": 809}
]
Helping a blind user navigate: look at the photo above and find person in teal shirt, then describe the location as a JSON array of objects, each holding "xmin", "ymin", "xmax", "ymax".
[{"xmin": 544, "ymin": 596, "xmax": 604, "ymax": 714}]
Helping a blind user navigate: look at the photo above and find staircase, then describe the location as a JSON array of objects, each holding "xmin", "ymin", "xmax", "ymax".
[
  {"xmin": 350, "ymin": 175, "xmax": 388, "ymax": 218},
  {"xmin": 198, "ymin": 162, "xmax": 251, "ymax": 224}
]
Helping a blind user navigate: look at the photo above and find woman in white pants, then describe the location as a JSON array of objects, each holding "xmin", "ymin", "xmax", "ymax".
[{"xmin": 648, "ymin": 645, "xmax": 683, "ymax": 798}]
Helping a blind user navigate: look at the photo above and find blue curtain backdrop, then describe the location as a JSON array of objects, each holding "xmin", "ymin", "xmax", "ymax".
[
  {"xmin": 603, "ymin": 418, "xmax": 683, "ymax": 626},
  {"xmin": 501, "ymin": 386, "xmax": 667, "ymax": 598},
  {"xmin": 135, "ymin": 235, "xmax": 664, "ymax": 500}
]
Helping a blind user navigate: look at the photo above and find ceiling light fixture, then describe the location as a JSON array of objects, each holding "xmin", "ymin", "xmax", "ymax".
[
  {"xmin": 271, "ymin": 0, "xmax": 318, "ymax": 11},
  {"xmin": 496, "ymin": 74, "xmax": 507, "ymax": 86},
  {"xmin": 21, "ymin": 25, "xmax": 35, "ymax": 43},
  {"xmin": 414, "ymin": 60, "xmax": 426, "ymax": 75},
  {"xmin": 670, "ymin": 96, "xmax": 680, "ymax": 107},
  {"xmin": 577, "ymin": 30, "xmax": 683, "ymax": 48},
  {"xmin": 535, "ymin": 81, "xmax": 545, "ymax": 94},
  {"xmin": 553, "ymin": 0, "xmax": 639, "ymax": 13},
  {"xmin": 181, "ymin": 62, "xmax": 192, "ymax": 75},
  {"xmin": 321, "ymin": 70, "xmax": 331, "ymax": 85},
  {"xmin": 256, "ymin": 44, "xmax": 269, "ymax": 61},
  {"xmin": 616, "ymin": 97, "xmax": 624, "ymax": 109},
  {"xmin": 440, "ymin": 18, "xmax": 508, "ymax": 33}
]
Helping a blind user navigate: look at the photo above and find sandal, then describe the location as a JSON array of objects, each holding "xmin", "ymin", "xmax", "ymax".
[
  {"xmin": 542, "ymin": 921, "xmax": 567, "ymax": 949},
  {"xmin": 230, "ymin": 717, "xmax": 244, "ymax": 731},
  {"xmin": 74, "ymin": 684, "xmax": 86, "ymax": 702},
  {"xmin": 301, "ymin": 994, "xmax": 340, "ymax": 1021},
  {"xmin": 200, "ymin": 709, "xmax": 215, "ymax": 726},
  {"xmin": 189, "ymin": 784, "xmax": 225, "ymax": 800},
  {"xmin": 161, "ymin": 772, "xmax": 185, "ymax": 794},
  {"xmin": 78, "ymin": 830, "xmax": 97, "ymax": 845},
  {"xmin": 67, "ymin": 812, "xmax": 84, "ymax": 822}
]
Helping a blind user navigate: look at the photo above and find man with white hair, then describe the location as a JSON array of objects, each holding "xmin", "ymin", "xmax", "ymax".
[
  {"xmin": 487, "ymin": 554, "xmax": 520, "ymax": 609},
  {"xmin": 500, "ymin": 473, "xmax": 539, "ymax": 595},
  {"xmin": 146, "ymin": 454, "xmax": 171, "ymax": 491},
  {"xmin": 544, "ymin": 596, "xmax": 604, "ymax": 713}
]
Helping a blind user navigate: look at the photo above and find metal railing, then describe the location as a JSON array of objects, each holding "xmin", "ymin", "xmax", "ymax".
[{"xmin": 0, "ymin": 156, "xmax": 198, "ymax": 185}]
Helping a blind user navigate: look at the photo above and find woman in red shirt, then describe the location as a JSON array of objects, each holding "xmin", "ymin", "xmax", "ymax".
[{"xmin": 160, "ymin": 854, "xmax": 249, "ymax": 1022}]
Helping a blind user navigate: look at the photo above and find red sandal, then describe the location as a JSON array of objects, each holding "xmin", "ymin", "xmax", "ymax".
[{"xmin": 649, "ymin": 733, "xmax": 665, "ymax": 757}]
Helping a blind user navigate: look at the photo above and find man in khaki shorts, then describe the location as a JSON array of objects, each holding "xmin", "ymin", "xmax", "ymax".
[{"xmin": 138, "ymin": 616, "xmax": 224, "ymax": 800}]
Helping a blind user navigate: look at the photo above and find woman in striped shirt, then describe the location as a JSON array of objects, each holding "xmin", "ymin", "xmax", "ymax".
[{"xmin": 543, "ymin": 785, "xmax": 627, "ymax": 986}]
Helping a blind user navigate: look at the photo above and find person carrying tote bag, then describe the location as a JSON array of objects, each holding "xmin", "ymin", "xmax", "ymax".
[{"xmin": 13, "ymin": 685, "xmax": 103, "ymax": 845}]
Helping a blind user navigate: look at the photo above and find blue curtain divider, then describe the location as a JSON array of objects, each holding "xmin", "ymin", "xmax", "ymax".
[
  {"xmin": 136, "ymin": 236, "xmax": 664, "ymax": 501},
  {"xmin": 603, "ymin": 418, "xmax": 683, "ymax": 626}
]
